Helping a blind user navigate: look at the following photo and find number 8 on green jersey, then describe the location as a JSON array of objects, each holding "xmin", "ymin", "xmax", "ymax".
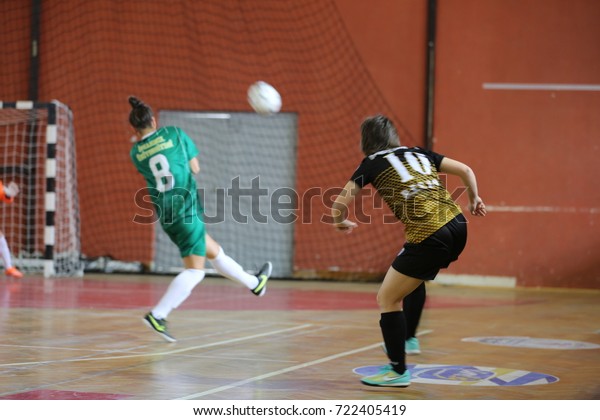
[{"xmin": 130, "ymin": 126, "xmax": 206, "ymax": 258}]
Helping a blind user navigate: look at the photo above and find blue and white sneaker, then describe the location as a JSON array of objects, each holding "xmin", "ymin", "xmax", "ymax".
[
  {"xmin": 381, "ymin": 337, "xmax": 422, "ymax": 356},
  {"xmin": 405, "ymin": 337, "xmax": 421, "ymax": 354},
  {"xmin": 360, "ymin": 365, "xmax": 411, "ymax": 387}
]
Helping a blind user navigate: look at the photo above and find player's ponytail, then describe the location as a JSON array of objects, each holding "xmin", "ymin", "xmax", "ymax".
[{"xmin": 128, "ymin": 96, "xmax": 154, "ymax": 130}]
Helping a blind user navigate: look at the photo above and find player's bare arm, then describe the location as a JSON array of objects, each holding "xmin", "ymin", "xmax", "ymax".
[
  {"xmin": 439, "ymin": 157, "xmax": 486, "ymax": 217},
  {"xmin": 189, "ymin": 157, "xmax": 200, "ymax": 174},
  {"xmin": 332, "ymin": 180, "xmax": 360, "ymax": 233}
]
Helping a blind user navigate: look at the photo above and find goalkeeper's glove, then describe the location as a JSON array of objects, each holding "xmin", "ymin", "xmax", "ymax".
[{"xmin": 4, "ymin": 181, "xmax": 19, "ymax": 198}]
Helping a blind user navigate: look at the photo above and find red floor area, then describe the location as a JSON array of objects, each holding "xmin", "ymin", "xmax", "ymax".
[{"xmin": 0, "ymin": 276, "xmax": 539, "ymax": 311}]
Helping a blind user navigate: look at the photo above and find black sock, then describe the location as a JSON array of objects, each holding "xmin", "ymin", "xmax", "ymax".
[
  {"xmin": 404, "ymin": 282, "xmax": 426, "ymax": 339},
  {"xmin": 379, "ymin": 311, "xmax": 407, "ymax": 374}
]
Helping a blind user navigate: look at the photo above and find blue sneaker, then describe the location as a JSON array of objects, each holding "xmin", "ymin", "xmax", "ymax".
[
  {"xmin": 405, "ymin": 337, "xmax": 421, "ymax": 354},
  {"xmin": 361, "ymin": 365, "xmax": 411, "ymax": 387},
  {"xmin": 381, "ymin": 337, "xmax": 421, "ymax": 356}
]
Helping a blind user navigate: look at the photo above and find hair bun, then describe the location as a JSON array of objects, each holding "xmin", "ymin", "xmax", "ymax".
[{"xmin": 128, "ymin": 96, "xmax": 143, "ymax": 108}]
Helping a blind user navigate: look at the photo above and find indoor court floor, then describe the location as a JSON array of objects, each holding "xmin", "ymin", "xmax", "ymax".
[{"xmin": 0, "ymin": 273, "xmax": 598, "ymax": 400}]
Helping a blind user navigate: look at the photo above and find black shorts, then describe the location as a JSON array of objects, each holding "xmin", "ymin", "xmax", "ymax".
[{"xmin": 391, "ymin": 213, "xmax": 467, "ymax": 281}]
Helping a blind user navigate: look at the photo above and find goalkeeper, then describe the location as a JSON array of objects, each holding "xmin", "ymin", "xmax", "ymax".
[
  {"xmin": 0, "ymin": 181, "xmax": 23, "ymax": 278},
  {"xmin": 128, "ymin": 96, "xmax": 272, "ymax": 343}
]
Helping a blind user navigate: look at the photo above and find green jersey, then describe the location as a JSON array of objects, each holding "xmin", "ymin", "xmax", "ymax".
[
  {"xmin": 131, "ymin": 126, "xmax": 199, "ymax": 196},
  {"xmin": 131, "ymin": 126, "xmax": 206, "ymax": 257}
]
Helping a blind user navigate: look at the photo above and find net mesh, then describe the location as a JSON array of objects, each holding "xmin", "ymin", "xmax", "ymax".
[
  {"xmin": 1, "ymin": 1, "xmax": 419, "ymax": 280},
  {"xmin": 0, "ymin": 101, "xmax": 81, "ymax": 276}
]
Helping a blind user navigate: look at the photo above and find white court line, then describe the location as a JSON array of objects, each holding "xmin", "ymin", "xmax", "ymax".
[
  {"xmin": 0, "ymin": 344, "xmax": 107, "ymax": 352},
  {"xmin": 487, "ymin": 205, "xmax": 599, "ymax": 214},
  {"xmin": 177, "ymin": 342, "xmax": 384, "ymax": 400},
  {"xmin": 0, "ymin": 322, "xmax": 286, "ymax": 360},
  {"xmin": 483, "ymin": 83, "xmax": 600, "ymax": 91},
  {"xmin": 0, "ymin": 324, "xmax": 313, "ymax": 368}
]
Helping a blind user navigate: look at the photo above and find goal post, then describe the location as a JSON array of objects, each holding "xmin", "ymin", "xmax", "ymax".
[{"xmin": 0, "ymin": 100, "xmax": 82, "ymax": 277}]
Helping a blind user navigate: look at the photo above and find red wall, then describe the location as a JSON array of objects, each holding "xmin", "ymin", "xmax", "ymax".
[
  {"xmin": 434, "ymin": 0, "xmax": 600, "ymax": 288},
  {"xmin": 1, "ymin": 0, "xmax": 597, "ymax": 288},
  {"xmin": 334, "ymin": 0, "xmax": 427, "ymax": 142},
  {"xmin": 1, "ymin": 2, "xmax": 30, "ymax": 98}
]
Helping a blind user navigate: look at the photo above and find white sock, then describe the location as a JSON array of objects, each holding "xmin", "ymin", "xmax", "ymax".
[
  {"xmin": 209, "ymin": 247, "xmax": 258, "ymax": 290},
  {"xmin": 152, "ymin": 269, "xmax": 205, "ymax": 319},
  {"xmin": 0, "ymin": 235, "xmax": 13, "ymax": 268}
]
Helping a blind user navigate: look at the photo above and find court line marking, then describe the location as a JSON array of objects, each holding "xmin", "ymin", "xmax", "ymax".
[
  {"xmin": 0, "ymin": 343, "xmax": 298, "ymax": 365},
  {"xmin": 0, "ymin": 324, "xmax": 313, "ymax": 368},
  {"xmin": 0, "ymin": 321, "xmax": 289, "ymax": 357},
  {"xmin": 483, "ymin": 83, "xmax": 600, "ymax": 91},
  {"xmin": 0, "ymin": 319, "xmax": 270, "ymax": 351},
  {"xmin": 0, "ymin": 344, "xmax": 112, "ymax": 352},
  {"xmin": 177, "ymin": 342, "xmax": 384, "ymax": 399}
]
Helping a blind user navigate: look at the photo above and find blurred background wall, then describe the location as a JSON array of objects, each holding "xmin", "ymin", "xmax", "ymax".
[{"xmin": 1, "ymin": 0, "xmax": 598, "ymax": 288}]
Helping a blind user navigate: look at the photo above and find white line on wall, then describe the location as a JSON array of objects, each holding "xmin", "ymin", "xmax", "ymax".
[
  {"xmin": 436, "ymin": 274, "xmax": 517, "ymax": 288},
  {"xmin": 483, "ymin": 83, "xmax": 600, "ymax": 91},
  {"xmin": 487, "ymin": 205, "xmax": 599, "ymax": 214}
]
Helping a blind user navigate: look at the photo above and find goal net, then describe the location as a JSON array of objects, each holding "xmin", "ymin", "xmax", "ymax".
[
  {"xmin": 2, "ymin": 1, "xmax": 422, "ymax": 281},
  {"xmin": 0, "ymin": 100, "xmax": 81, "ymax": 277}
]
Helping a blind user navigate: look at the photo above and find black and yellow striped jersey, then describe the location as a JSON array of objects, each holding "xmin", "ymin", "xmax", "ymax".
[{"xmin": 351, "ymin": 146, "xmax": 462, "ymax": 243}]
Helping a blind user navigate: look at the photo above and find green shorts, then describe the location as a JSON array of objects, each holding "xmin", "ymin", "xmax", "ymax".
[{"xmin": 161, "ymin": 211, "xmax": 206, "ymax": 258}]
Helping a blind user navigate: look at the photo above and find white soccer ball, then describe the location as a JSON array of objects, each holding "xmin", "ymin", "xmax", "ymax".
[{"xmin": 247, "ymin": 81, "xmax": 282, "ymax": 115}]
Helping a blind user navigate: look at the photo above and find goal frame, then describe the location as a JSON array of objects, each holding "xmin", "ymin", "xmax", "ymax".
[{"xmin": 0, "ymin": 100, "xmax": 81, "ymax": 277}]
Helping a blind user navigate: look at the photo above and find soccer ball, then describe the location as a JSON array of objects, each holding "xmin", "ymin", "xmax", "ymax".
[{"xmin": 247, "ymin": 81, "xmax": 282, "ymax": 115}]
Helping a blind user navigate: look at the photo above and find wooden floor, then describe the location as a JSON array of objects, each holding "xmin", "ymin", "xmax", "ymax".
[{"xmin": 0, "ymin": 273, "xmax": 598, "ymax": 400}]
